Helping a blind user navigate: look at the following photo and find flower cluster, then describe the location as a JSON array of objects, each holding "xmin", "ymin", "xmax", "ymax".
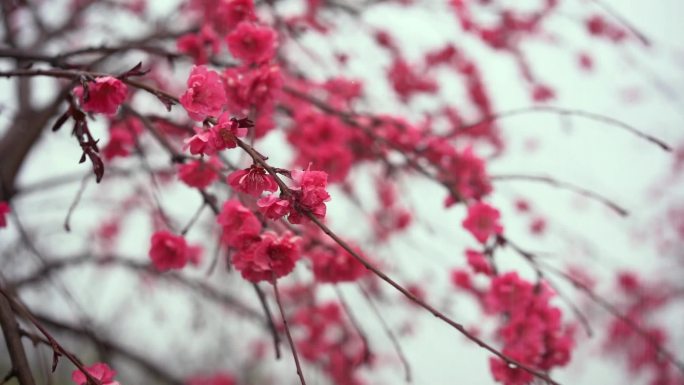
[
  {"xmin": 310, "ymin": 244, "xmax": 367, "ymax": 283},
  {"xmin": 179, "ymin": 2, "xmax": 281, "ymax": 127},
  {"xmin": 293, "ymin": 302, "xmax": 368, "ymax": 385},
  {"xmin": 257, "ymin": 168, "xmax": 331, "ymax": 224},
  {"xmin": 484, "ymin": 273, "xmax": 575, "ymax": 385},
  {"xmin": 216, "ymin": 200, "xmax": 301, "ymax": 282},
  {"xmin": 178, "ymin": 158, "xmax": 221, "ymax": 189},
  {"xmin": 183, "ymin": 114, "xmax": 251, "ymax": 156},
  {"xmin": 102, "ymin": 118, "xmax": 143, "ymax": 161}
]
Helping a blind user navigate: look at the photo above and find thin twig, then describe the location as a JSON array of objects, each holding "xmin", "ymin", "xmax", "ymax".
[
  {"xmin": 491, "ymin": 173, "xmax": 628, "ymax": 216},
  {"xmin": 357, "ymin": 284, "xmax": 412, "ymax": 382},
  {"xmin": 272, "ymin": 279, "xmax": 307, "ymax": 385},
  {"xmin": 63, "ymin": 174, "xmax": 91, "ymax": 232},
  {"xmin": 334, "ymin": 286, "xmax": 373, "ymax": 367},
  {"xmin": 253, "ymin": 283, "xmax": 282, "ymax": 359}
]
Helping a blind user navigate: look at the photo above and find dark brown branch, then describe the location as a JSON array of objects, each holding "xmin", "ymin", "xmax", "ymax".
[
  {"xmin": 0, "ymin": 293, "xmax": 36, "ymax": 385},
  {"xmin": 0, "ymin": 286, "xmax": 101, "ymax": 385},
  {"xmin": 29, "ymin": 313, "xmax": 184, "ymax": 385}
]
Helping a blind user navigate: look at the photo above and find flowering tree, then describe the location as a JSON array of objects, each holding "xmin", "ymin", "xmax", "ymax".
[{"xmin": 1, "ymin": 1, "xmax": 683, "ymax": 385}]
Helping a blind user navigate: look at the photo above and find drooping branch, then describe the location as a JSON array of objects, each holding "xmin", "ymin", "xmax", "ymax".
[{"xmin": 29, "ymin": 313, "xmax": 185, "ymax": 385}]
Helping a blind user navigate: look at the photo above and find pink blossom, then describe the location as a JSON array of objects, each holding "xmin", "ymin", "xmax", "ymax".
[
  {"xmin": 148, "ymin": 231, "xmax": 189, "ymax": 271},
  {"xmin": 462, "ymin": 202, "xmax": 503, "ymax": 244},
  {"xmin": 288, "ymin": 168, "xmax": 330, "ymax": 224},
  {"xmin": 75, "ymin": 76, "xmax": 127, "ymax": 115},
  {"xmin": 450, "ymin": 268, "xmax": 472, "ymax": 290},
  {"xmin": 257, "ymin": 194, "xmax": 290, "ymax": 219},
  {"xmin": 465, "ymin": 249, "xmax": 492, "ymax": 275},
  {"xmin": 180, "ymin": 65, "xmax": 227, "ymax": 121},
  {"xmin": 226, "ymin": 22, "xmax": 277, "ymax": 64},
  {"xmin": 223, "ymin": 64, "xmax": 282, "ymax": 114},
  {"xmin": 177, "ymin": 158, "xmax": 220, "ymax": 189},
  {"xmin": 184, "ymin": 128, "xmax": 215, "ymax": 155},
  {"xmin": 227, "ymin": 165, "xmax": 278, "ymax": 196},
  {"xmin": 209, "ymin": 112, "xmax": 248, "ymax": 150},
  {"xmin": 71, "ymin": 362, "xmax": 117, "ymax": 385},
  {"xmin": 216, "ymin": 199, "xmax": 262, "ymax": 248},
  {"xmin": 177, "ymin": 26, "xmax": 220, "ymax": 65},
  {"xmin": 232, "ymin": 231, "xmax": 300, "ymax": 282},
  {"xmin": 102, "ymin": 118, "xmax": 142, "ymax": 160},
  {"xmin": 311, "ymin": 245, "xmax": 366, "ymax": 283}
]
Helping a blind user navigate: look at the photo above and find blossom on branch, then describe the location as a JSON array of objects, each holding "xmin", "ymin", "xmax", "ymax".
[
  {"xmin": 180, "ymin": 65, "xmax": 227, "ymax": 121},
  {"xmin": 462, "ymin": 202, "xmax": 503, "ymax": 244},
  {"xmin": 74, "ymin": 76, "xmax": 127, "ymax": 115},
  {"xmin": 71, "ymin": 362, "xmax": 119, "ymax": 385},
  {"xmin": 148, "ymin": 231, "xmax": 192, "ymax": 271}
]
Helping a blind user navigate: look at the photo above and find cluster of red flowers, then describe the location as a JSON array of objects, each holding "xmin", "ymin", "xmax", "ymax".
[
  {"xmin": 216, "ymin": 199, "xmax": 301, "ymax": 282},
  {"xmin": 310, "ymin": 243, "xmax": 367, "ymax": 283},
  {"xmin": 605, "ymin": 272, "xmax": 684, "ymax": 385},
  {"xmin": 293, "ymin": 302, "xmax": 368, "ymax": 385},
  {"xmin": 180, "ymin": 0, "xmax": 280, "ymax": 132},
  {"xmin": 102, "ymin": 118, "xmax": 143, "ymax": 161},
  {"xmin": 485, "ymin": 273, "xmax": 575, "ymax": 385}
]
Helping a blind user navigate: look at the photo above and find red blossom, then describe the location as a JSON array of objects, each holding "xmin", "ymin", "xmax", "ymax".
[
  {"xmin": 71, "ymin": 362, "xmax": 118, "ymax": 385},
  {"xmin": 462, "ymin": 202, "xmax": 503, "ymax": 244},
  {"xmin": 177, "ymin": 158, "xmax": 221, "ymax": 189},
  {"xmin": 257, "ymin": 194, "xmax": 290, "ymax": 220},
  {"xmin": 180, "ymin": 65, "xmax": 227, "ymax": 121},
  {"xmin": 227, "ymin": 165, "xmax": 278, "ymax": 196},
  {"xmin": 184, "ymin": 128, "xmax": 215, "ymax": 156},
  {"xmin": 226, "ymin": 22, "xmax": 277, "ymax": 64},
  {"xmin": 216, "ymin": 199, "xmax": 262, "ymax": 248},
  {"xmin": 177, "ymin": 26, "xmax": 220, "ymax": 65},
  {"xmin": 148, "ymin": 231, "xmax": 191, "ymax": 271},
  {"xmin": 75, "ymin": 76, "xmax": 127, "ymax": 115},
  {"xmin": 465, "ymin": 249, "xmax": 492, "ymax": 275},
  {"xmin": 288, "ymin": 168, "xmax": 330, "ymax": 224},
  {"xmin": 311, "ymin": 245, "xmax": 367, "ymax": 283},
  {"xmin": 208, "ymin": 112, "xmax": 249, "ymax": 150},
  {"xmin": 232, "ymin": 231, "xmax": 300, "ymax": 282}
]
